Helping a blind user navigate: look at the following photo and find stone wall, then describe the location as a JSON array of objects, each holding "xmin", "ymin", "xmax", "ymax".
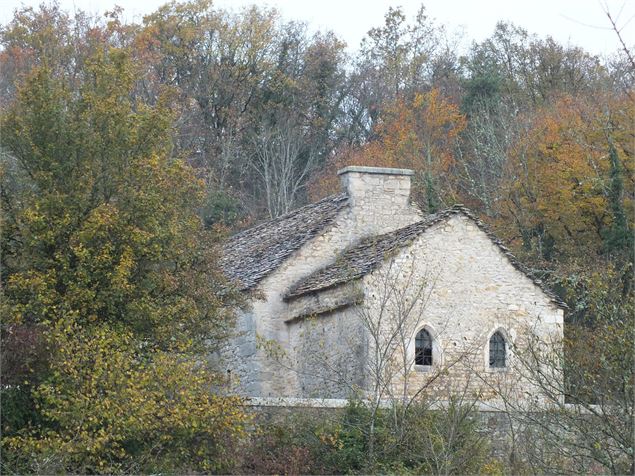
[
  {"xmin": 223, "ymin": 167, "xmax": 422, "ymax": 398},
  {"xmin": 219, "ymin": 308, "xmax": 258, "ymax": 395},
  {"xmin": 360, "ymin": 214, "xmax": 563, "ymax": 404},
  {"xmin": 290, "ymin": 286, "xmax": 367, "ymax": 398}
]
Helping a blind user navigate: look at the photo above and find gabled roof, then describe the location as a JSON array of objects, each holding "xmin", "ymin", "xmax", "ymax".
[
  {"xmin": 284, "ymin": 205, "xmax": 568, "ymax": 310},
  {"xmin": 221, "ymin": 194, "xmax": 348, "ymax": 290}
]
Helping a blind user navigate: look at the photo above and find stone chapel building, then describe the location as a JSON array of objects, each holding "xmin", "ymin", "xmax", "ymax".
[{"xmin": 220, "ymin": 166, "xmax": 566, "ymax": 404}]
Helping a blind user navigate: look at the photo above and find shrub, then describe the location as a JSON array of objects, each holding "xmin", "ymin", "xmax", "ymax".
[
  {"xmin": 238, "ymin": 398, "xmax": 491, "ymax": 475},
  {"xmin": 2, "ymin": 323, "xmax": 250, "ymax": 474}
]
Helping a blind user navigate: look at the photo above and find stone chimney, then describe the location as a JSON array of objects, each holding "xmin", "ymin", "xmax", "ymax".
[{"xmin": 338, "ymin": 166, "xmax": 422, "ymax": 236}]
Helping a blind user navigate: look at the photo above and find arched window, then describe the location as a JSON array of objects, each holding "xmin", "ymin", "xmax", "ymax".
[
  {"xmin": 489, "ymin": 331, "xmax": 506, "ymax": 368},
  {"xmin": 415, "ymin": 329, "xmax": 433, "ymax": 366}
]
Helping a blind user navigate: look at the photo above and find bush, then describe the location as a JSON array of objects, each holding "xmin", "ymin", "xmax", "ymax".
[
  {"xmin": 240, "ymin": 420, "xmax": 319, "ymax": 475},
  {"xmin": 238, "ymin": 398, "xmax": 491, "ymax": 475},
  {"xmin": 2, "ymin": 323, "xmax": 250, "ymax": 474},
  {"xmin": 392, "ymin": 399, "xmax": 490, "ymax": 474}
]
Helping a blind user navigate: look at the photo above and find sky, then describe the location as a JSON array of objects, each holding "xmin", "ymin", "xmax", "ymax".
[{"xmin": 0, "ymin": 0, "xmax": 633, "ymax": 58}]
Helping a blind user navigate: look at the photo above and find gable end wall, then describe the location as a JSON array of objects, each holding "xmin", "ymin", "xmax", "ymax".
[{"xmin": 361, "ymin": 215, "xmax": 563, "ymax": 402}]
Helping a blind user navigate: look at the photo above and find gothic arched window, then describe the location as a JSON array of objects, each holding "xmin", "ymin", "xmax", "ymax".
[
  {"xmin": 415, "ymin": 329, "xmax": 433, "ymax": 366},
  {"xmin": 489, "ymin": 331, "xmax": 506, "ymax": 368}
]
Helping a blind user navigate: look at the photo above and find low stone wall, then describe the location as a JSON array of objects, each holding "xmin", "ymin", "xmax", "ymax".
[{"xmin": 244, "ymin": 397, "xmax": 515, "ymax": 459}]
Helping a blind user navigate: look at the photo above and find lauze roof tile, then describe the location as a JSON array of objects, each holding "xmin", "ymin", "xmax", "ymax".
[
  {"xmin": 221, "ymin": 199, "xmax": 567, "ymax": 310},
  {"xmin": 220, "ymin": 193, "xmax": 348, "ymax": 290}
]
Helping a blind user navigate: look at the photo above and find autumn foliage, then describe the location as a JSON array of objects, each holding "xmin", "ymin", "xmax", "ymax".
[
  {"xmin": 309, "ymin": 89, "xmax": 466, "ymax": 212},
  {"xmin": 0, "ymin": 1, "xmax": 633, "ymax": 474},
  {"xmin": 494, "ymin": 94, "xmax": 634, "ymax": 259},
  {"xmin": 1, "ymin": 33, "xmax": 248, "ymax": 475}
]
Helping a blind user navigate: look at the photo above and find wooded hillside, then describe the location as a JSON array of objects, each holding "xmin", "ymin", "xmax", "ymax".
[{"xmin": 1, "ymin": 2, "xmax": 632, "ymax": 473}]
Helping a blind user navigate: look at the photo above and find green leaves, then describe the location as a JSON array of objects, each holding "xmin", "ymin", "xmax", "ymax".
[
  {"xmin": 4, "ymin": 321, "xmax": 249, "ymax": 474},
  {"xmin": 1, "ymin": 47, "xmax": 214, "ymax": 343},
  {"xmin": 1, "ymin": 36, "xmax": 245, "ymax": 474}
]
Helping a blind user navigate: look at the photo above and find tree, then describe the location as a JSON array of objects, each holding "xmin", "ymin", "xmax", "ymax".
[
  {"xmin": 455, "ymin": 98, "xmax": 520, "ymax": 217},
  {"xmin": 482, "ymin": 313, "xmax": 634, "ymax": 474},
  {"xmin": 0, "ymin": 49, "xmax": 228, "ymax": 346},
  {"xmin": 138, "ymin": 0, "xmax": 279, "ymax": 182},
  {"xmin": 245, "ymin": 26, "xmax": 348, "ymax": 217},
  {"xmin": 0, "ymin": 3, "xmax": 137, "ymax": 107},
  {"xmin": 249, "ymin": 114, "xmax": 321, "ymax": 218},
  {"xmin": 604, "ymin": 138, "xmax": 633, "ymax": 255},
  {"xmin": 310, "ymin": 89, "xmax": 466, "ymax": 213},
  {"xmin": 465, "ymin": 22, "xmax": 605, "ymax": 110},
  {"xmin": 0, "ymin": 45, "xmax": 247, "ymax": 473},
  {"xmin": 493, "ymin": 93, "xmax": 633, "ymax": 262},
  {"xmin": 2, "ymin": 323, "xmax": 248, "ymax": 473},
  {"xmin": 138, "ymin": 2, "xmax": 350, "ymax": 220},
  {"xmin": 344, "ymin": 5, "xmax": 447, "ymax": 140}
]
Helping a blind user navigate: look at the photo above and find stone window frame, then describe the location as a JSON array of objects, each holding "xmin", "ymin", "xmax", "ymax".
[
  {"xmin": 410, "ymin": 324, "xmax": 443, "ymax": 373},
  {"xmin": 484, "ymin": 326, "xmax": 514, "ymax": 373}
]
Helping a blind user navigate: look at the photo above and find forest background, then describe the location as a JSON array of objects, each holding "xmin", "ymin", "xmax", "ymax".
[{"xmin": 0, "ymin": 1, "xmax": 632, "ymax": 473}]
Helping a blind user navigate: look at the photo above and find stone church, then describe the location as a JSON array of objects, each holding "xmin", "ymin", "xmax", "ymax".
[{"xmin": 220, "ymin": 166, "xmax": 565, "ymax": 404}]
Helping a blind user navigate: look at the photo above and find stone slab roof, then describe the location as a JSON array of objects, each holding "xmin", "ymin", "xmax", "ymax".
[
  {"xmin": 221, "ymin": 194, "xmax": 348, "ymax": 290},
  {"xmin": 284, "ymin": 205, "xmax": 568, "ymax": 310}
]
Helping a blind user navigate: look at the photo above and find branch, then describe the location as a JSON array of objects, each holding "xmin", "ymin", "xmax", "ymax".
[{"xmin": 604, "ymin": 3, "xmax": 635, "ymax": 73}]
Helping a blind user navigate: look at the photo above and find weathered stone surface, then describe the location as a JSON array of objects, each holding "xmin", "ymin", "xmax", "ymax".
[
  {"xmin": 221, "ymin": 193, "xmax": 348, "ymax": 290},
  {"xmin": 219, "ymin": 166, "xmax": 564, "ymax": 404},
  {"xmin": 360, "ymin": 214, "xmax": 563, "ymax": 404},
  {"xmin": 284, "ymin": 284, "xmax": 364, "ymax": 324}
]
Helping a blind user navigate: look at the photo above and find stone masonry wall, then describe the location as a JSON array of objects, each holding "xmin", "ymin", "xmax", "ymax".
[
  {"xmin": 338, "ymin": 166, "xmax": 421, "ymax": 239},
  {"xmin": 223, "ymin": 167, "xmax": 422, "ymax": 397},
  {"xmin": 361, "ymin": 214, "xmax": 563, "ymax": 405}
]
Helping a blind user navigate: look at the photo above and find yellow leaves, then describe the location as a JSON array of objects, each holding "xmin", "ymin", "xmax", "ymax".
[
  {"xmin": 5, "ymin": 322, "xmax": 250, "ymax": 473},
  {"xmin": 111, "ymin": 245, "xmax": 134, "ymax": 292},
  {"xmin": 22, "ymin": 205, "xmax": 45, "ymax": 225},
  {"xmin": 494, "ymin": 93, "xmax": 634, "ymax": 258},
  {"xmin": 1, "ymin": 17, "xmax": 246, "ymax": 474},
  {"xmin": 317, "ymin": 425, "xmax": 345, "ymax": 450}
]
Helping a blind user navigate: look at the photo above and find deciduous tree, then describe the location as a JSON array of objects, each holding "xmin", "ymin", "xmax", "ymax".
[{"xmin": 0, "ymin": 44, "xmax": 247, "ymax": 474}]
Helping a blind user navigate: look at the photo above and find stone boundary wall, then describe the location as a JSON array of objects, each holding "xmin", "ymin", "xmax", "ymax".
[
  {"xmin": 244, "ymin": 397, "xmax": 515, "ymax": 459},
  {"xmin": 243, "ymin": 397, "xmax": 608, "ymax": 462},
  {"xmin": 245, "ymin": 396, "xmax": 509, "ymax": 411}
]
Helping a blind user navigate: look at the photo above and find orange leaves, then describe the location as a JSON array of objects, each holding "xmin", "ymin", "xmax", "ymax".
[
  {"xmin": 496, "ymin": 93, "xmax": 633, "ymax": 259},
  {"xmin": 372, "ymin": 89, "xmax": 466, "ymax": 173},
  {"xmin": 308, "ymin": 89, "xmax": 466, "ymax": 202}
]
